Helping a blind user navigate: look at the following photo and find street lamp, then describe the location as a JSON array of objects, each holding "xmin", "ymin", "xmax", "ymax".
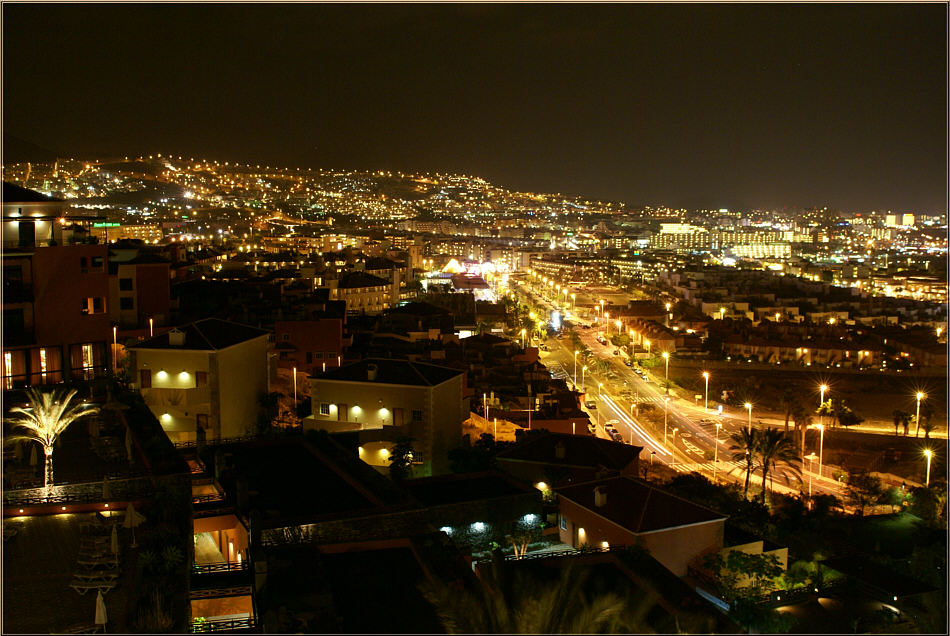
[
  {"xmin": 605, "ymin": 312, "xmax": 610, "ymax": 336},
  {"xmin": 819, "ymin": 383, "xmax": 828, "ymax": 430},
  {"xmin": 664, "ymin": 396, "xmax": 670, "ymax": 445},
  {"xmin": 573, "ymin": 350, "xmax": 579, "ymax": 386},
  {"xmin": 644, "ymin": 339, "xmax": 651, "ymax": 354},
  {"xmin": 665, "ymin": 302, "xmax": 671, "ymax": 327},
  {"xmin": 813, "ymin": 423, "xmax": 825, "ymax": 478},
  {"xmin": 582, "ymin": 365, "xmax": 588, "ymax": 390},
  {"xmin": 924, "ymin": 449, "xmax": 933, "ymax": 487},
  {"xmin": 805, "ymin": 452, "xmax": 818, "ymax": 497},
  {"xmin": 744, "ymin": 402, "xmax": 752, "ymax": 434},
  {"xmin": 662, "ymin": 351, "xmax": 670, "ymax": 381},
  {"xmin": 293, "ymin": 366, "xmax": 297, "ymax": 405},
  {"xmin": 719, "ymin": 307, "xmax": 725, "ymax": 320},
  {"xmin": 702, "ymin": 371, "xmax": 710, "ymax": 413},
  {"xmin": 521, "ymin": 329, "xmax": 526, "ymax": 348},
  {"xmin": 598, "ymin": 382, "xmax": 603, "ymax": 396},
  {"xmin": 915, "ymin": 392, "xmax": 926, "ymax": 438},
  {"xmin": 571, "ymin": 293, "xmax": 576, "ymax": 309}
]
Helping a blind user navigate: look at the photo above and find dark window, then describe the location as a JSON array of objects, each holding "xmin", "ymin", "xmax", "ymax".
[
  {"xmin": 80, "ymin": 257, "xmax": 88, "ymax": 273},
  {"xmin": 305, "ymin": 352, "xmax": 313, "ymax": 363},
  {"xmin": 195, "ymin": 371, "xmax": 207, "ymax": 387},
  {"xmin": 412, "ymin": 410, "xmax": 422, "ymax": 422},
  {"xmin": 119, "ymin": 297, "xmax": 134, "ymax": 310},
  {"xmin": 18, "ymin": 221, "xmax": 35, "ymax": 247},
  {"xmin": 119, "ymin": 278, "xmax": 133, "ymax": 291},
  {"xmin": 314, "ymin": 352, "xmax": 323, "ymax": 359},
  {"xmin": 140, "ymin": 369, "xmax": 151, "ymax": 388},
  {"xmin": 281, "ymin": 333, "xmax": 290, "ymax": 341},
  {"xmin": 93, "ymin": 297, "xmax": 104, "ymax": 313},
  {"xmin": 91, "ymin": 256, "xmax": 104, "ymax": 269},
  {"xmin": 197, "ymin": 414, "xmax": 209, "ymax": 430},
  {"xmin": 560, "ymin": 516, "xmax": 567, "ymax": 531}
]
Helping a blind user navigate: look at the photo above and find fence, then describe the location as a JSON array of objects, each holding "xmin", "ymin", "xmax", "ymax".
[
  {"xmin": 4, "ymin": 477, "xmax": 153, "ymax": 507},
  {"xmin": 193, "ymin": 561, "xmax": 249, "ymax": 575},
  {"xmin": 190, "ymin": 616, "xmax": 257, "ymax": 633},
  {"xmin": 174, "ymin": 436, "xmax": 258, "ymax": 450}
]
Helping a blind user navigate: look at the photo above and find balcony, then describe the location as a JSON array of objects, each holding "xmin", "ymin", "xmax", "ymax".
[{"xmin": 143, "ymin": 386, "xmax": 211, "ymax": 409}]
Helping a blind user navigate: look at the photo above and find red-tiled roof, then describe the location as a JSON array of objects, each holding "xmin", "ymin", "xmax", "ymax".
[{"xmin": 557, "ymin": 476, "xmax": 725, "ymax": 533}]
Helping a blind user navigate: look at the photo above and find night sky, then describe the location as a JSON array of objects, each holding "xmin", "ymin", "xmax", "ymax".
[{"xmin": 3, "ymin": 3, "xmax": 947, "ymax": 212}]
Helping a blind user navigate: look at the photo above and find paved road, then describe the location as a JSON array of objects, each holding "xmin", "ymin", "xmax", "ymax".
[{"xmin": 519, "ymin": 281, "xmax": 848, "ymax": 499}]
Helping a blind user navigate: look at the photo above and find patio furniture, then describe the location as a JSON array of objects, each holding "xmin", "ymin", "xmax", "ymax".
[
  {"xmin": 69, "ymin": 581, "xmax": 116, "ymax": 595},
  {"xmin": 76, "ymin": 557, "xmax": 119, "ymax": 569}
]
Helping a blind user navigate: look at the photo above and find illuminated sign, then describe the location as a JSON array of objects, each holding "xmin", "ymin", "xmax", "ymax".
[{"xmin": 93, "ymin": 222, "xmax": 120, "ymax": 227}]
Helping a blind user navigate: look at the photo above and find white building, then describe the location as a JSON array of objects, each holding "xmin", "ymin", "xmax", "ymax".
[{"xmin": 129, "ymin": 318, "xmax": 271, "ymax": 443}]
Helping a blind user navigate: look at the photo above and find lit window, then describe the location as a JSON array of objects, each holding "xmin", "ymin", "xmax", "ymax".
[
  {"xmin": 319, "ymin": 403, "xmax": 330, "ymax": 416},
  {"xmin": 39, "ymin": 349, "xmax": 48, "ymax": 382},
  {"xmin": 4, "ymin": 352, "xmax": 12, "ymax": 390}
]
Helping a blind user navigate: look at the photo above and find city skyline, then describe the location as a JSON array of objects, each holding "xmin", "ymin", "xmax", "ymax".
[{"xmin": 3, "ymin": 3, "xmax": 947, "ymax": 213}]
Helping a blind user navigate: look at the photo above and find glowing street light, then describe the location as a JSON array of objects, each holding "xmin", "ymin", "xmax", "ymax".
[
  {"xmin": 292, "ymin": 366, "xmax": 297, "ymax": 404},
  {"xmin": 924, "ymin": 449, "xmax": 933, "ymax": 487},
  {"xmin": 571, "ymin": 293, "xmax": 576, "ymax": 309},
  {"xmin": 744, "ymin": 402, "xmax": 752, "ymax": 434},
  {"xmin": 702, "ymin": 371, "xmax": 710, "ymax": 413},
  {"xmin": 582, "ymin": 365, "xmax": 588, "ymax": 390},
  {"xmin": 719, "ymin": 307, "xmax": 725, "ymax": 320},
  {"xmin": 598, "ymin": 382, "xmax": 603, "ymax": 396},
  {"xmin": 573, "ymin": 350, "xmax": 579, "ymax": 386},
  {"xmin": 521, "ymin": 328, "xmax": 526, "ymax": 348},
  {"xmin": 662, "ymin": 351, "xmax": 670, "ymax": 381},
  {"xmin": 915, "ymin": 392, "xmax": 926, "ymax": 438}
]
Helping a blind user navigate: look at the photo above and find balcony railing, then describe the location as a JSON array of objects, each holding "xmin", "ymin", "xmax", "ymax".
[
  {"xmin": 192, "ymin": 560, "xmax": 249, "ymax": 575},
  {"xmin": 190, "ymin": 616, "xmax": 257, "ymax": 633},
  {"xmin": 173, "ymin": 435, "xmax": 257, "ymax": 450}
]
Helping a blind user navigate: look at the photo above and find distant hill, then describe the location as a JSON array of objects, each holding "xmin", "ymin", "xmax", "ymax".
[{"xmin": 3, "ymin": 135, "xmax": 60, "ymax": 163}]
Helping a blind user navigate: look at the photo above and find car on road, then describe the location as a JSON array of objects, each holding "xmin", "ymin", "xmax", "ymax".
[
  {"xmin": 613, "ymin": 349, "xmax": 620, "ymax": 356},
  {"xmin": 587, "ymin": 422, "xmax": 597, "ymax": 435},
  {"xmin": 584, "ymin": 400, "xmax": 597, "ymax": 409},
  {"xmin": 623, "ymin": 359, "xmax": 633, "ymax": 366}
]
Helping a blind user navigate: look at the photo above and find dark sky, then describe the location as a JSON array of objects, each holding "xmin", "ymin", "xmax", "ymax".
[{"xmin": 3, "ymin": 3, "xmax": 947, "ymax": 212}]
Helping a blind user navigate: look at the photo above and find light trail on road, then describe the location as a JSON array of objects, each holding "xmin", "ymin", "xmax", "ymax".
[{"xmin": 599, "ymin": 394, "xmax": 672, "ymax": 458}]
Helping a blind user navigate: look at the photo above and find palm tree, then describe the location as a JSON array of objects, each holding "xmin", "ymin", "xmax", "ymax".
[
  {"xmin": 756, "ymin": 428, "xmax": 802, "ymax": 504},
  {"xmin": 6, "ymin": 387, "xmax": 99, "ymax": 491},
  {"xmin": 779, "ymin": 387, "xmax": 797, "ymax": 434},
  {"xmin": 730, "ymin": 428, "xmax": 760, "ymax": 498},
  {"xmin": 892, "ymin": 409, "xmax": 910, "ymax": 437},
  {"xmin": 421, "ymin": 564, "xmax": 638, "ymax": 633},
  {"xmin": 918, "ymin": 402, "xmax": 935, "ymax": 439},
  {"xmin": 791, "ymin": 404, "xmax": 811, "ymax": 461}
]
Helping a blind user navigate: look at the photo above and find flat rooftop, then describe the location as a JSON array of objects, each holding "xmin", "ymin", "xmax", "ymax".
[{"xmin": 402, "ymin": 471, "xmax": 533, "ymax": 507}]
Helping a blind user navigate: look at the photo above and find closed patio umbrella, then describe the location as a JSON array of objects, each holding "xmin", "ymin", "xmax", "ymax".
[
  {"xmin": 110, "ymin": 524, "xmax": 118, "ymax": 556},
  {"xmin": 124, "ymin": 428, "xmax": 133, "ymax": 464},
  {"xmin": 94, "ymin": 589, "xmax": 108, "ymax": 632},
  {"xmin": 123, "ymin": 503, "xmax": 145, "ymax": 548}
]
